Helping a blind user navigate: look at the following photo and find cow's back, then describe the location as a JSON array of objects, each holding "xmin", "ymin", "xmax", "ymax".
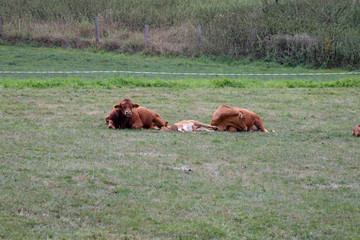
[
  {"xmin": 211, "ymin": 104, "xmax": 234, "ymax": 125},
  {"xmin": 136, "ymin": 107, "xmax": 166, "ymax": 128},
  {"xmin": 211, "ymin": 104, "xmax": 247, "ymax": 131}
]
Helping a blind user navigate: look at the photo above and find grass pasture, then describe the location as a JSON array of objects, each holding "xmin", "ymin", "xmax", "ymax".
[
  {"xmin": 1, "ymin": 87, "xmax": 360, "ymax": 239},
  {"xmin": 1, "ymin": 44, "xmax": 359, "ymax": 82},
  {"xmin": 1, "ymin": 45, "xmax": 360, "ymax": 239}
]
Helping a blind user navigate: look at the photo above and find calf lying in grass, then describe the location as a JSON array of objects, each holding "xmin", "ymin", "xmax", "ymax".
[
  {"xmin": 161, "ymin": 120, "xmax": 218, "ymax": 132},
  {"xmin": 105, "ymin": 98, "xmax": 167, "ymax": 130}
]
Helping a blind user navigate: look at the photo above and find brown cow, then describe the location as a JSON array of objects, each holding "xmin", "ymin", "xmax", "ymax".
[
  {"xmin": 105, "ymin": 98, "xmax": 167, "ymax": 130},
  {"xmin": 161, "ymin": 120, "xmax": 218, "ymax": 132},
  {"xmin": 353, "ymin": 124, "xmax": 360, "ymax": 137},
  {"xmin": 211, "ymin": 104, "xmax": 268, "ymax": 133}
]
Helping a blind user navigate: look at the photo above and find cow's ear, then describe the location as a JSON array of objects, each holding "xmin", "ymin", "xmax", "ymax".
[
  {"xmin": 133, "ymin": 104, "xmax": 139, "ymax": 108},
  {"xmin": 238, "ymin": 111, "xmax": 245, "ymax": 120},
  {"xmin": 114, "ymin": 104, "xmax": 120, "ymax": 109}
]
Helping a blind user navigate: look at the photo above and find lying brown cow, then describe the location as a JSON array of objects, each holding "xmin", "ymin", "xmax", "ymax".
[
  {"xmin": 211, "ymin": 104, "xmax": 268, "ymax": 132},
  {"xmin": 161, "ymin": 120, "xmax": 218, "ymax": 132},
  {"xmin": 353, "ymin": 124, "xmax": 360, "ymax": 137},
  {"xmin": 105, "ymin": 98, "xmax": 167, "ymax": 130}
]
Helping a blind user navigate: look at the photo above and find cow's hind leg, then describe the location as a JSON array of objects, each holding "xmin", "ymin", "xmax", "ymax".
[
  {"xmin": 195, "ymin": 127, "xmax": 215, "ymax": 132},
  {"xmin": 153, "ymin": 116, "xmax": 166, "ymax": 129},
  {"xmin": 254, "ymin": 118, "xmax": 268, "ymax": 133},
  {"xmin": 108, "ymin": 120, "xmax": 116, "ymax": 129},
  {"xmin": 192, "ymin": 121, "xmax": 218, "ymax": 130}
]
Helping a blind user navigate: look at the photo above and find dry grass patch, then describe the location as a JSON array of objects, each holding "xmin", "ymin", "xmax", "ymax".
[
  {"xmin": 1, "ymin": 21, "xmax": 200, "ymax": 56},
  {"xmin": 145, "ymin": 22, "xmax": 199, "ymax": 56}
]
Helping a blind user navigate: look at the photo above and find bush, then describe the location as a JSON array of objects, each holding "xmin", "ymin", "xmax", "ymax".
[
  {"xmin": 1, "ymin": 0, "xmax": 359, "ymax": 68},
  {"xmin": 212, "ymin": 79, "xmax": 245, "ymax": 88}
]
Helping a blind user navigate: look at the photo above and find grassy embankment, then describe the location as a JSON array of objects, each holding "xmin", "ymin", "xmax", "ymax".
[
  {"xmin": 1, "ymin": 0, "xmax": 360, "ymax": 68},
  {"xmin": 1, "ymin": 44, "xmax": 359, "ymax": 88},
  {"xmin": 0, "ymin": 45, "xmax": 359, "ymax": 239}
]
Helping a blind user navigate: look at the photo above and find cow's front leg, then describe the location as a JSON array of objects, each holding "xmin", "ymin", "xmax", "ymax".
[
  {"xmin": 131, "ymin": 123, "xmax": 143, "ymax": 130},
  {"xmin": 150, "ymin": 125, "xmax": 160, "ymax": 130},
  {"xmin": 228, "ymin": 126, "xmax": 237, "ymax": 132},
  {"xmin": 108, "ymin": 120, "xmax": 116, "ymax": 130},
  {"xmin": 248, "ymin": 125, "xmax": 258, "ymax": 132}
]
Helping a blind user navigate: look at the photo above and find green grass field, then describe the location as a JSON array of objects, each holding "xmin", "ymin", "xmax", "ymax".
[
  {"xmin": 1, "ymin": 45, "xmax": 360, "ymax": 239},
  {"xmin": 1, "ymin": 44, "xmax": 359, "ymax": 82}
]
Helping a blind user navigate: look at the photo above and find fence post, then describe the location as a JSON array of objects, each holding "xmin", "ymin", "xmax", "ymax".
[
  {"xmin": 0, "ymin": 9, "xmax": 3, "ymax": 35},
  {"xmin": 95, "ymin": 17, "xmax": 99, "ymax": 42},
  {"xmin": 197, "ymin": 26, "xmax": 201, "ymax": 51},
  {"xmin": 144, "ymin": 24, "xmax": 149, "ymax": 48},
  {"xmin": 18, "ymin": 19, "xmax": 21, "ymax": 33}
]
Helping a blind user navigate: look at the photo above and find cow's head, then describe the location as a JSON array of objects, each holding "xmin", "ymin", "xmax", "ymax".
[
  {"xmin": 114, "ymin": 98, "xmax": 139, "ymax": 117},
  {"xmin": 238, "ymin": 111, "xmax": 247, "ymax": 131}
]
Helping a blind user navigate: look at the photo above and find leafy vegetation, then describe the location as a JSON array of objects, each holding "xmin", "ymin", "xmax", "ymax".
[
  {"xmin": 2, "ymin": 77, "xmax": 360, "ymax": 89},
  {"xmin": 1, "ymin": 44, "xmax": 359, "ymax": 83},
  {"xmin": 1, "ymin": 44, "xmax": 359, "ymax": 90},
  {"xmin": 1, "ymin": 0, "xmax": 359, "ymax": 68}
]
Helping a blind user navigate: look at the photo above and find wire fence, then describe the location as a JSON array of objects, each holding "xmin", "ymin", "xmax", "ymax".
[
  {"xmin": 1, "ymin": 70, "xmax": 360, "ymax": 82},
  {"xmin": 1, "ymin": 70, "xmax": 360, "ymax": 76}
]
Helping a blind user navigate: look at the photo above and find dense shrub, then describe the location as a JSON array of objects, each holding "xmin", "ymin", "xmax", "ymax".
[
  {"xmin": 0, "ymin": 0, "xmax": 359, "ymax": 68},
  {"xmin": 1, "ymin": 78, "xmax": 358, "ymax": 89},
  {"xmin": 212, "ymin": 79, "xmax": 246, "ymax": 88}
]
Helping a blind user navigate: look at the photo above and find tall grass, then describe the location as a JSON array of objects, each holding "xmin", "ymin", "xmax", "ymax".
[
  {"xmin": 0, "ymin": 0, "xmax": 359, "ymax": 68},
  {"xmin": 0, "ymin": 0, "xmax": 261, "ymax": 27},
  {"xmin": 1, "ymin": 77, "xmax": 359, "ymax": 89}
]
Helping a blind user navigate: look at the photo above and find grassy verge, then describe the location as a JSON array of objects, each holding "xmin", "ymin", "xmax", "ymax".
[
  {"xmin": 1, "ymin": 77, "xmax": 360, "ymax": 89},
  {"xmin": 1, "ymin": 87, "xmax": 359, "ymax": 239},
  {"xmin": 1, "ymin": 44, "xmax": 359, "ymax": 82}
]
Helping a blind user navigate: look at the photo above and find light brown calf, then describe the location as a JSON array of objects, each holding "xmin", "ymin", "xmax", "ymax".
[{"xmin": 162, "ymin": 120, "xmax": 218, "ymax": 132}]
